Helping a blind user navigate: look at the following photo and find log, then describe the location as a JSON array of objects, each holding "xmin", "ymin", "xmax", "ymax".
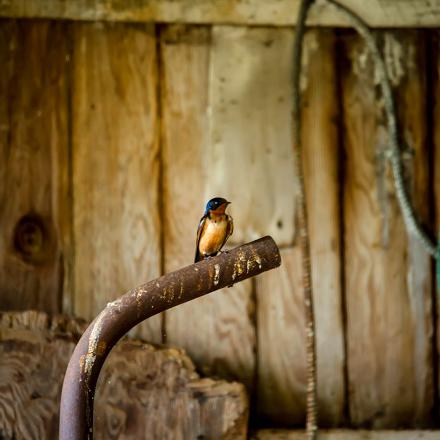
[{"xmin": 0, "ymin": 311, "xmax": 249, "ymax": 439}]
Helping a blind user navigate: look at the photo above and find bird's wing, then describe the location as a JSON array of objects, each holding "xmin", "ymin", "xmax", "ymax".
[
  {"xmin": 227, "ymin": 215, "xmax": 233, "ymax": 239},
  {"xmin": 220, "ymin": 215, "xmax": 234, "ymax": 250},
  {"xmin": 194, "ymin": 215, "xmax": 207, "ymax": 263}
]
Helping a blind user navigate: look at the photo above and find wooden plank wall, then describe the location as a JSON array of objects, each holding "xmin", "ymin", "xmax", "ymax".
[
  {"xmin": 2, "ymin": 0, "xmax": 440, "ymax": 27},
  {"xmin": 0, "ymin": 21, "xmax": 69, "ymax": 313},
  {"xmin": 340, "ymin": 31, "xmax": 433, "ymax": 427},
  {"xmin": 0, "ymin": 19, "xmax": 438, "ymax": 430},
  {"xmin": 72, "ymin": 22, "xmax": 162, "ymax": 342}
]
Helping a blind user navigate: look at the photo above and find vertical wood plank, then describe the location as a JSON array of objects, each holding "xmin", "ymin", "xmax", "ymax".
[
  {"xmin": 301, "ymin": 29, "xmax": 345, "ymax": 426},
  {"xmin": 72, "ymin": 22, "xmax": 161, "ymax": 342},
  {"xmin": 206, "ymin": 26, "xmax": 296, "ymax": 246},
  {"xmin": 256, "ymin": 29, "xmax": 344, "ymax": 427},
  {"xmin": 341, "ymin": 31, "xmax": 432, "ymax": 427},
  {"xmin": 0, "ymin": 20, "xmax": 70, "ymax": 313},
  {"xmin": 161, "ymin": 25, "xmax": 256, "ymax": 390},
  {"xmin": 256, "ymin": 247, "xmax": 306, "ymax": 425}
]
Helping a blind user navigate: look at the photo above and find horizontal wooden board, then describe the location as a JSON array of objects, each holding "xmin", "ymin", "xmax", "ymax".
[
  {"xmin": 253, "ymin": 430, "xmax": 440, "ymax": 440},
  {"xmin": 1, "ymin": 0, "xmax": 440, "ymax": 27}
]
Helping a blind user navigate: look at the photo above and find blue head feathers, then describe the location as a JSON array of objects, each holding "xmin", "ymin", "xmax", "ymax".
[{"xmin": 205, "ymin": 197, "xmax": 230, "ymax": 214}]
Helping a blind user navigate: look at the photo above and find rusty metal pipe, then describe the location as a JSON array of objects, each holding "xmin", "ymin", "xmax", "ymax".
[{"xmin": 59, "ymin": 236, "xmax": 281, "ymax": 439}]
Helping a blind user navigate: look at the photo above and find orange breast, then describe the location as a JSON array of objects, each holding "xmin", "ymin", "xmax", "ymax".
[{"xmin": 199, "ymin": 217, "xmax": 228, "ymax": 256}]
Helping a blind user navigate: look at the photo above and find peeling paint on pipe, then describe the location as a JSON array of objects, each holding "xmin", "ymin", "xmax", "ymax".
[{"xmin": 59, "ymin": 236, "xmax": 281, "ymax": 440}]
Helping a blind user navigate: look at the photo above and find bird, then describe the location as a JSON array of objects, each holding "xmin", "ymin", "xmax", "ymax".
[{"xmin": 194, "ymin": 197, "xmax": 234, "ymax": 263}]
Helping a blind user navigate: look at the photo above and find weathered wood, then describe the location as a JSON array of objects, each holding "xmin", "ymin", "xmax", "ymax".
[
  {"xmin": 341, "ymin": 31, "xmax": 432, "ymax": 427},
  {"xmin": 206, "ymin": 26, "xmax": 296, "ymax": 246},
  {"xmin": 301, "ymin": 29, "xmax": 344, "ymax": 426},
  {"xmin": 0, "ymin": 311, "xmax": 85, "ymax": 439},
  {"xmin": 0, "ymin": 311, "xmax": 249, "ymax": 439},
  {"xmin": 1, "ymin": 0, "xmax": 440, "ymax": 27},
  {"xmin": 72, "ymin": 22, "xmax": 162, "ymax": 343},
  {"xmin": 433, "ymin": 30, "xmax": 440, "ymax": 421},
  {"xmin": 161, "ymin": 25, "xmax": 256, "ymax": 391},
  {"xmin": 95, "ymin": 342, "xmax": 248, "ymax": 439},
  {"xmin": 256, "ymin": 29, "xmax": 344, "ymax": 427},
  {"xmin": 160, "ymin": 25, "xmax": 209, "ymax": 274},
  {"xmin": 0, "ymin": 20, "xmax": 70, "ymax": 314},
  {"xmin": 256, "ymin": 247, "xmax": 306, "ymax": 425},
  {"xmin": 252, "ymin": 430, "xmax": 440, "ymax": 440}
]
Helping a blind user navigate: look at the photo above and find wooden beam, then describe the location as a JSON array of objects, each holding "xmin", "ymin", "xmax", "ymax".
[{"xmin": 1, "ymin": 0, "xmax": 440, "ymax": 27}]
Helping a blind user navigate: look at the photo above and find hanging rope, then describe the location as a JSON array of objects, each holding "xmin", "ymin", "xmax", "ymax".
[
  {"xmin": 292, "ymin": 0, "xmax": 438, "ymax": 438},
  {"xmin": 292, "ymin": 1, "xmax": 317, "ymax": 439}
]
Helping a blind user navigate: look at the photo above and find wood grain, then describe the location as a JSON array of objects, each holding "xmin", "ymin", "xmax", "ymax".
[
  {"xmin": 0, "ymin": 311, "xmax": 248, "ymax": 439},
  {"xmin": 252, "ymin": 430, "xmax": 440, "ymax": 440},
  {"xmin": 1, "ymin": 0, "xmax": 440, "ymax": 27},
  {"xmin": 72, "ymin": 22, "xmax": 162, "ymax": 342},
  {"xmin": 341, "ymin": 31, "xmax": 433, "ymax": 427},
  {"xmin": 0, "ymin": 20, "xmax": 70, "ymax": 314},
  {"xmin": 256, "ymin": 247, "xmax": 306, "ymax": 425},
  {"xmin": 206, "ymin": 26, "xmax": 296, "ymax": 246},
  {"xmin": 301, "ymin": 29, "xmax": 344, "ymax": 426},
  {"xmin": 0, "ymin": 311, "xmax": 84, "ymax": 439},
  {"xmin": 96, "ymin": 342, "xmax": 248, "ymax": 439},
  {"xmin": 433, "ymin": 30, "xmax": 440, "ymax": 421},
  {"xmin": 160, "ymin": 25, "xmax": 209, "ymax": 272},
  {"xmin": 161, "ymin": 25, "xmax": 256, "ymax": 391},
  {"xmin": 256, "ymin": 30, "xmax": 344, "ymax": 427}
]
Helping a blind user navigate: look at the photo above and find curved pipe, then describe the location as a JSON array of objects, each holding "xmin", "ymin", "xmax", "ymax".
[{"xmin": 59, "ymin": 236, "xmax": 281, "ymax": 439}]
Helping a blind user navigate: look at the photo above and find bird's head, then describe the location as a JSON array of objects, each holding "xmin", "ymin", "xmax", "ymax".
[{"xmin": 205, "ymin": 197, "xmax": 230, "ymax": 215}]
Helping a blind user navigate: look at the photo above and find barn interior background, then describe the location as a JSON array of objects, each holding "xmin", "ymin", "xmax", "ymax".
[{"xmin": 1, "ymin": 0, "xmax": 440, "ymax": 438}]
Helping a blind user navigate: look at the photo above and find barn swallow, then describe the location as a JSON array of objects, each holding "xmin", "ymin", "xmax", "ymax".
[{"xmin": 194, "ymin": 197, "xmax": 234, "ymax": 263}]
